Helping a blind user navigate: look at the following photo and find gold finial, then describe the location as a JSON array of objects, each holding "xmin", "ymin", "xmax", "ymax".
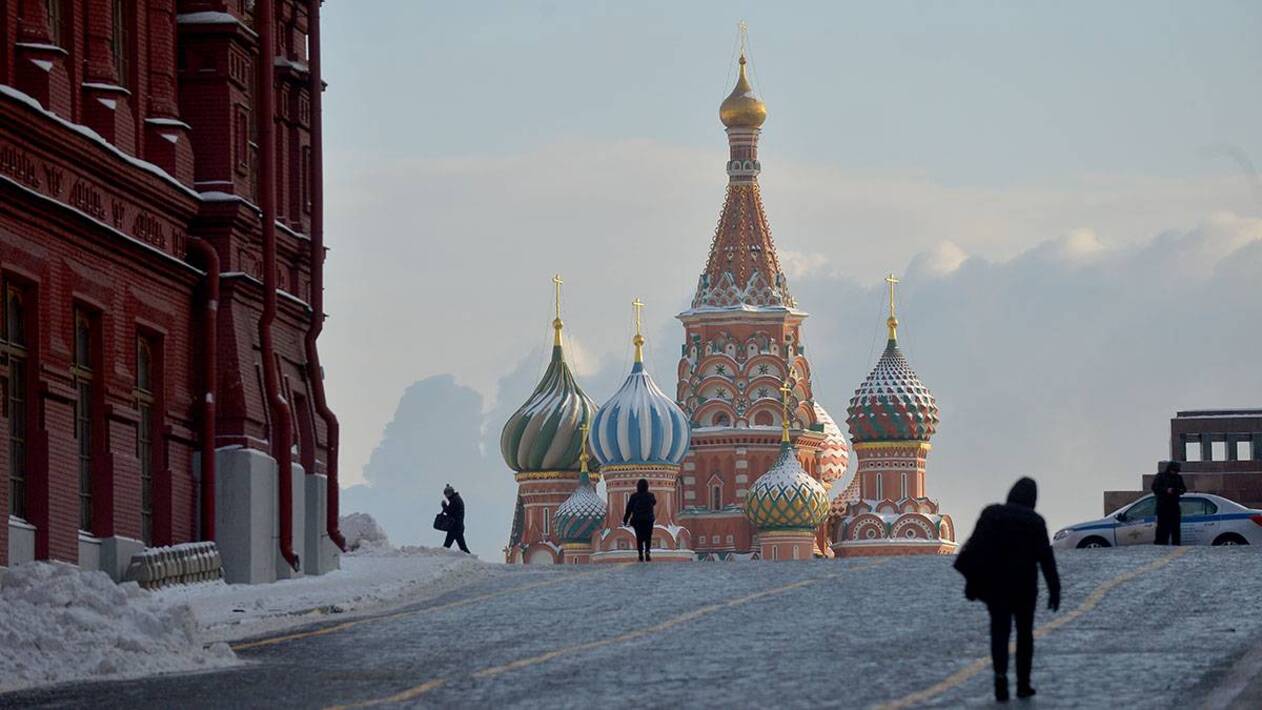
[
  {"xmin": 552, "ymin": 274, "xmax": 564, "ymax": 347},
  {"xmin": 885, "ymin": 273, "xmax": 900, "ymax": 342},
  {"xmin": 720, "ymin": 23, "xmax": 767, "ymax": 129},
  {"xmin": 578, "ymin": 421, "xmax": 590, "ymax": 475},
  {"xmin": 632, "ymin": 298, "xmax": 646, "ymax": 363},
  {"xmin": 779, "ymin": 379, "xmax": 793, "ymax": 444}
]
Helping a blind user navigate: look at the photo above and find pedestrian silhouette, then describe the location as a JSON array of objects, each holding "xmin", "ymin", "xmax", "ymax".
[
  {"xmin": 1152, "ymin": 461, "xmax": 1187, "ymax": 546},
  {"xmin": 955, "ymin": 477, "xmax": 1061, "ymax": 702},
  {"xmin": 441, "ymin": 484, "xmax": 470, "ymax": 553},
  {"xmin": 623, "ymin": 478, "xmax": 656, "ymax": 562}
]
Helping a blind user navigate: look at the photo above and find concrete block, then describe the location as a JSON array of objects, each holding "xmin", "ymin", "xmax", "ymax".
[
  {"xmin": 8, "ymin": 518, "xmax": 35, "ymax": 566},
  {"xmin": 100, "ymin": 536, "xmax": 145, "ymax": 582},
  {"xmin": 215, "ymin": 447, "xmax": 279, "ymax": 585},
  {"xmin": 303, "ymin": 474, "xmax": 339, "ymax": 575},
  {"xmin": 275, "ymin": 463, "xmax": 306, "ymax": 580},
  {"xmin": 78, "ymin": 534, "xmax": 102, "ymax": 571}
]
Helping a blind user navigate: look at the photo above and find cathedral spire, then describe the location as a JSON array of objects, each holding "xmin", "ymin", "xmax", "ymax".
[{"xmin": 690, "ymin": 37, "xmax": 793, "ymax": 312}]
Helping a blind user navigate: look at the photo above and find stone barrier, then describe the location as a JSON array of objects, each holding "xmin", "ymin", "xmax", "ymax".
[{"xmin": 123, "ymin": 542, "xmax": 224, "ymax": 590}]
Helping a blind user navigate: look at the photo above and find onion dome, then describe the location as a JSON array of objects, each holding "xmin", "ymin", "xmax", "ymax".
[
  {"xmin": 846, "ymin": 275, "xmax": 939, "ymax": 443},
  {"xmin": 744, "ymin": 442, "xmax": 831, "ymax": 531},
  {"xmin": 590, "ymin": 302, "xmax": 691, "ymax": 467},
  {"xmin": 500, "ymin": 280, "xmax": 597, "ymax": 472},
  {"xmin": 554, "ymin": 426, "xmax": 607, "ymax": 544},
  {"xmin": 719, "ymin": 55, "xmax": 767, "ymax": 129},
  {"xmin": 812, "ymin": 403, "xmax": 850, "ymax": 485}
]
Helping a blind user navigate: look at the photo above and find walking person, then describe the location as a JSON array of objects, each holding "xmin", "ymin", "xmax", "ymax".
[
  {"xmin": 1152, "ymin": 461, "xmax": 1188, "ymax": 546},
  {"xmin": 622, "ymin": 478, "xmax": 656, "ymax": 562},
  {"xmin": 954, "ymin": 477, "xmax": 1060, "ymax": 702},
  {"xmin": 440, "ymin": 484, "xmax": 470, "ymax": 554}
]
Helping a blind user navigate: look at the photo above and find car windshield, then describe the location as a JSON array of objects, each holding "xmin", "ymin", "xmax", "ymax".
[{"xmin": 1124, "ymin": 497, "xmax": 1157, "ymax": 519}]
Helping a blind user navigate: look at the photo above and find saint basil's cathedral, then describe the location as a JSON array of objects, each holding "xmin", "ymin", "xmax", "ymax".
[{"xmin": 501, "ymin": 50, "xmax": 956, "ymax": 563}]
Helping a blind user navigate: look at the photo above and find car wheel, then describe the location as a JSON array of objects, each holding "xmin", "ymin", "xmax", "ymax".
[
  {"xmin": 1213, "ymin": 533, "xmax": 1248, "ymax": 546},
  {"xmin": 1077, "ymin": 536, "xmax": 1111, "ymax": 549}
]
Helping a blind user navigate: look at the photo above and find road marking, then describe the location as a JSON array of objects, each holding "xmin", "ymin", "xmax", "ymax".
[
  {"xmin": 873, "ymin": 546, "xmax": 1189, "ymax": 710},
  {"xmin": 328, "ymin": 559, "xmax": 889, "ymax": 709},
  {"xmin": 231, "ymin": 567, "xmax": 616, "ymax": 652}
]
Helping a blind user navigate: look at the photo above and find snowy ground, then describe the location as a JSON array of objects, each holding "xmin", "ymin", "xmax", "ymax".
[
  {"xmin": 4, "ymin": 546, "xmax": 1261, "ymax": 708},
  {"xmin": 0, "ymin": 518, "xmax": 500, "ymax": 694}
]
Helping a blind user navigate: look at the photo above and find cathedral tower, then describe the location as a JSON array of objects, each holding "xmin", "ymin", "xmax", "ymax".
[
  {"xmin": 500, "ymin": 277, "xmax": 597, "ymax": 564},
  {"xmin": 675, "ymin": 48, "xmax": 849, "ymax": 559},
  {"xmin": 830, "ymin": 275, "xmax": 956, "ymax": 556}
]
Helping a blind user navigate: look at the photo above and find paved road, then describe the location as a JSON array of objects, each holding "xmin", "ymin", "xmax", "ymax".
[{"xmin": 3, "ymin": 547, "xmax": 1261, "ymax": 709}]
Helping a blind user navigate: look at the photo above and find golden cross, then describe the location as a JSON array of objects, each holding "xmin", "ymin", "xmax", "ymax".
[
  {"xmin": 632, "ymin": 298, "xmax": 645, "ymax": 337},
  {"xmin": 578, "ymin": 421, "xmax": 590, "ymax": 471},
  {"xmin": 738, "ymin": 20, "xmax": 749, "ymax": 56},
  {"xmin": 552, "ymin": 274, "xmax": 564, "ymax": 320},
  {"xmin": 885, "ymin": 273, "xmax": 899, "ymax": 319}
]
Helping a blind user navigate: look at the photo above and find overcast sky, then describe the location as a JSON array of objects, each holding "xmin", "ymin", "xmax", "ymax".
[{"xmin": 318, "ymin": 2, "xmax": 1262, "ymax": 556}]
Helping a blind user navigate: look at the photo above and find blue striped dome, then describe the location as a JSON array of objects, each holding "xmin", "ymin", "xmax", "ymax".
[{"xmin": 590, "ymin": 361, "xmax": 691, "ymax": 467}]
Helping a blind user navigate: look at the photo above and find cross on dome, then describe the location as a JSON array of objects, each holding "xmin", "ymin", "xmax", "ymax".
[{"xmin": 885, "ymin": 272, "xmax": 900, "ymax": 341}]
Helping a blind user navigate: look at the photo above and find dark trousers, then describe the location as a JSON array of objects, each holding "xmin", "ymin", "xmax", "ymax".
[
  {"xmin": 1155, "ymin": 509, "xmax": 1181, "ymax": 546},
  {"xmin": 443, "ymin": 529, "xmax": 470, "ymax": 553},
  {"xmin": 987, "ymin": 597, "xmax": 1036, "ymax": 687},
  {"xmin": 633, "ymin": 522, "xmax": 653, "ymax": 560}
]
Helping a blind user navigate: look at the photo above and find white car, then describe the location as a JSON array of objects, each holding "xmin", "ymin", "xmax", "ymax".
[{"xmin": 1053, "ymin": 493, "xmax": 1262, "ymax": 549}]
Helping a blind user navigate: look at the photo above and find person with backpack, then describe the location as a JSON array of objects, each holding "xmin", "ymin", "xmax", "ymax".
[
  {"xmin": 954, "ymin": 477, "xmax": 1061, "ymax": 702},
  {"xmin": 622, "ymin": 478, "xmax": 656, "ymax": 562},
  {"xmin": 440, "ymin": 484, "xmax": 470, "ymax": 554}
]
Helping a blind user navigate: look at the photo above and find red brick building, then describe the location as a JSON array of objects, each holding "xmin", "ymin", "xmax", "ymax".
[{"xmin": 1, "ymin": 0, "xmax": 343, "ymax": 582}]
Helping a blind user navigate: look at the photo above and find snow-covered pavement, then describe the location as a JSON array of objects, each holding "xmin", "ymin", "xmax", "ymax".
[
  {"xmin": 3, "ymin": 546, "xmax": 1261, "ymax": 708},
  {"xmin": 0, "ymin": 544, "xmax": 498, "ymax": 694}
]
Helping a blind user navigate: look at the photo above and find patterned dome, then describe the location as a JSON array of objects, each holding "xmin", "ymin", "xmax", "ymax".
[
  {"xmin": 500, "ymin": 327, "xmax": 597, "ymax": 472},
  {"xmin": 846, "ymin": 338, "xmax": 939, "ymax": 443},
  {"xmin": 590, "ymin": 360, "xmax": 691, "ymax": 467},
  {"xmin": 744, "ymin": 443, "xmax": 831, "ymax": 531},
  {"xmin": 812, "ymin": 403, "xmax": 850, "ymax": 485},
  {"xmin": 554, "ymin": 471, "xmax": 606, "ymax": 544}
]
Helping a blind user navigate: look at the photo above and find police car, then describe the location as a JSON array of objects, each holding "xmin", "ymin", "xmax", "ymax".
[{"xmin": 1053, "ymin": 493, "xmax": 1262, "ymax": 549}]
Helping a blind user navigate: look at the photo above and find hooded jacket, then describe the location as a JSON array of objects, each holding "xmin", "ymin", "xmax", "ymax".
[{"xmin": 955, "ymin": 478, "xmax": 1061, "ymax": 607}]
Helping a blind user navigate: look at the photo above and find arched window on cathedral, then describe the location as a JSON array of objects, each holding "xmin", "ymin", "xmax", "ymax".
[
  {"xmin": 875, "ymin": 474, "xmax": 883, "ymax": 501},
  {"xmin": 713, "ymin": 412, "xmax": 730, "ymax": 427},
  {"xmin": 710, "ymin": 482, "xmax": 722, "ymax": 511},
  {"xmin": 900, "ymin": 472, "xmax": 908, "ymax": 499}
]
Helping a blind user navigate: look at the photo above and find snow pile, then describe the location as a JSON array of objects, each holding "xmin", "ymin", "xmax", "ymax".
[
  {"xmin": 340, "ymin": 512, "xmax": 391, "ymax": 552},
  {"xmin": 155, "ymin": 541, "xmax": 495, "ymax": 643},
  {"xmin": 0, "ymin": 562, "xmax": 236, "ymax": 693}
]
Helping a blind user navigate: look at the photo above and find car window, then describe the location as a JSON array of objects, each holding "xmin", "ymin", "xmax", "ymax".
[
  {"xmin": 1125, "ymin": 497, "xmax": 1157, "ymax": 519},
  {"xmin": 1180, "ymin": 498, "xmax": 1216, "ymax": 516},
  {"xmin": 1179, "ymin": 499, "xmax": 1204, "ymax": 516}
]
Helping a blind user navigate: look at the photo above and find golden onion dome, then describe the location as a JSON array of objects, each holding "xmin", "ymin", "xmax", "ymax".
[{"xmin": 719, "ymin": 54, "xmax": 767, "ymax": 129}]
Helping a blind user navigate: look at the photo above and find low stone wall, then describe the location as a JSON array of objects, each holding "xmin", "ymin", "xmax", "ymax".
[{"xmin": 122, "ymin": 542, "xmax": 224, "ymax": 590}]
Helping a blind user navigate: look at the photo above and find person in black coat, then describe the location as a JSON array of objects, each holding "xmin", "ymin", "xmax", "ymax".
[
  {"xmin": 622, "ymin": 478, "xmax": 656, "ymax": 562},
  {"xmin": 1152, "ymin": 461, "xmax": 1188, "ymax": 546},
  {"xmin": 954, "ymin": 477, "xmax": 1060, "ymax": 702},
  {"xmin": 441, "ymin": 484, "xmax": 470, "ymax": 553}
]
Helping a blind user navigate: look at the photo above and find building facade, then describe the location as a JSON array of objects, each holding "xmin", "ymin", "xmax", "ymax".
[
  {"xmin": 1103, "ymin": 409, "xmax": 1262, "ymax": 514},
  {"xmin": 1, "ymin": 0, "xmax": 342, "ymax": 582}
]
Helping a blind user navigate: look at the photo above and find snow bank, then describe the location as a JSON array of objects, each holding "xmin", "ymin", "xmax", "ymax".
[
  {"xmin": 0, "ymin": 562, "xmax": 236, "ymax": 693},
  {"xmin": 155, "ymin": 539, "xmax": 494, "ymax": 643},
  {"xmin": 340, "ymin": 511, "xmax": 390, "ymax": 551}
]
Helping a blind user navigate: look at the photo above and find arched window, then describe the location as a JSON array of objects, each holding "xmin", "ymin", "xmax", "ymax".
[
  {"xmin": 710, "ymin": 483, "xmax": 722, "ymax": 511},
  {"xmin": 542, "ymin": 507, "xmax": 550, "ymax": 537},
  {"xmin": 875, "ymin": 474, "xmax": 883, "ymax": 501},
  {"xmin": 74, "ymin": 308, "xmax": 99, "ymax": 532},
  {"xmin": 900, "ymin": 472, "xmax": 908, "ymax": 499},
  {"xmin": 713, "ymin": 412, "xmax": 730, "ymax": 427},
  {"xmin": 136, "ymin": 335, "xmax": 158, "ymax": 545}
]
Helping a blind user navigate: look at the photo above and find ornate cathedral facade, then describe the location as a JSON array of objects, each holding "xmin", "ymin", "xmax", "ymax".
[{"xmin": 501, "ymin": 50, "xmax": 955, "ymax": 563}]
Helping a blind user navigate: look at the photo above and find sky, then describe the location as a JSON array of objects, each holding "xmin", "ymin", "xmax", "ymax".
[{"xmin": 318, "ymin": 2, "xmax": 1262, "ymax": 557}]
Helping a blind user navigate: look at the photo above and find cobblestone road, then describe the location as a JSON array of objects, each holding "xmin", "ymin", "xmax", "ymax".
[{"xmin": 3, "ymin": 547, "xmax": 1260, "ymax": 709}]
